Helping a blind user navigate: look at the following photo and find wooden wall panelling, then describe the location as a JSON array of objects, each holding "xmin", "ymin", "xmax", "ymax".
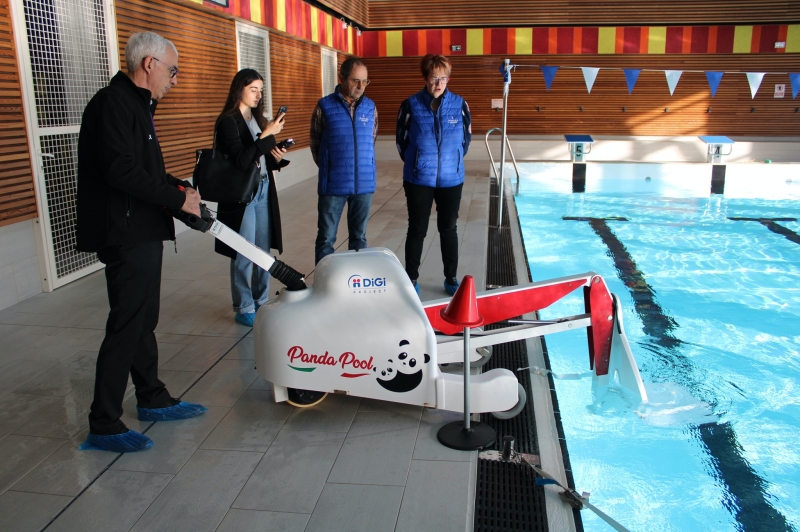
[
  {"xmin": 116, "ymin": 0, "xmax": 237, "ymax": 180},
  {"xmin": 269, "ymin": 33, "xmax": 322, "ymax": 149},
  {"xmin": 0, "ymin": 0, "xmax": 37, "ymax": 227},
  {"xmin": 367, "ymin": 1, "xmax": 800, "ymax": 29},
  {"xmin": 364, "ymin": 55, "xmax": 800, "ymax": 138},
  {"xmin": 317, "ymin": 0, "xmax": 368, "ymax": 28}
]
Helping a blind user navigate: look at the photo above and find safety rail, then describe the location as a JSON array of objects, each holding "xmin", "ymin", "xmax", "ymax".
[{"xmin": 485, "ymin": 128, "xmax": 521, "ymax": 196}]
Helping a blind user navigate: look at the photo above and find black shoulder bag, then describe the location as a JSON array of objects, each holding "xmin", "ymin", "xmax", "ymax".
[{"xmin": 193, "ymin": 121, "xmax": 261, "ymax": 203}]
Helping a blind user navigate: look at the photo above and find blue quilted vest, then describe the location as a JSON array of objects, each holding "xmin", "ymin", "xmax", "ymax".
[
  {"xmin": 317, "ymin": 90, "xmax": 376, "ymax": 195},
  {"xmin": 402, "ymin": 89, "xmax": 465, "ymax": 188}
]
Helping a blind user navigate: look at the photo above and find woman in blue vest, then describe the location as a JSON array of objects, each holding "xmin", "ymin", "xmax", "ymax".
[
  {"xmin": 214, "ymin": 69, "xmax": 288, "ymax": 327},
  {"xmin": 396, "ymin": 54, "xmax": 472, "ymax": 296}
]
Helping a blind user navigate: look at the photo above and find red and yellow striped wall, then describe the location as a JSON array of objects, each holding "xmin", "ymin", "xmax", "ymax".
[
  {"xmin": 361, "ymin": 25, "xmax": 800, "ymax": 57},
  {"xmin": 190, "ymin": 0, "xmax": 361, "ymax": 53},
  {"xmin": 176, "ymin": 0, "xmax": 800, "ymax": 60}
]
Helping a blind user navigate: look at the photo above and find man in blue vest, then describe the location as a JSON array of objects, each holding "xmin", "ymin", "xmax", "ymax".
[{"xmin": 310, "ymin": 57, "xmax": 378, "ymax": 265}]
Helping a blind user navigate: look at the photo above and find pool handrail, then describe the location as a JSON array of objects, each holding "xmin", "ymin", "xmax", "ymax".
[{"xmin": 485, "ymin": 128, "xmax": 521, "ymax": 196}]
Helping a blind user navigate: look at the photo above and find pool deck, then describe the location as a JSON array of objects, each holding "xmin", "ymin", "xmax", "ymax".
[{"xmin": 0, "ymin": 161, "xmax": 503, "ymax": 532}]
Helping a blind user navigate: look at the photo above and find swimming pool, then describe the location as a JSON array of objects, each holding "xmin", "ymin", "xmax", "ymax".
[{"xmin": 513, "ymin": 162, "xmax": 800, "ymax": 532}]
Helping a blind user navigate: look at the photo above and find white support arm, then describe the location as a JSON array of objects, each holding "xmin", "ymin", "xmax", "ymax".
[{"xmin": 209, "ymin": 220, "xmax": 275, "ymax": 273}]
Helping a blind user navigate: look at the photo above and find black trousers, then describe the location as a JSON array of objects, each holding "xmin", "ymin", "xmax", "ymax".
[
  {"xmin": 89, "ymin": 242, "xmax": 173, "ymax": 435},
  {"xmin": 403, "ymin": 181, "xmax": 463, "ymax": 281}
]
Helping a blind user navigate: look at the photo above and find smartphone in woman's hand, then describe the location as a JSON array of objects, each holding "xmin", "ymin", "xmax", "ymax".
[{"xmin": 276, "ymin": 138, "xmax": 295, "ymax": 150}]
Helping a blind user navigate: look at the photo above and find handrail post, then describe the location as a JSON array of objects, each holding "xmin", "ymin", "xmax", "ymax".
[
  {"xmin": 497, "ymin": 59, "xmax": 510, "ymax": 227},
  {"xmin": 485, "ymin": 129, "xmax": 521, "ymax": 196}
]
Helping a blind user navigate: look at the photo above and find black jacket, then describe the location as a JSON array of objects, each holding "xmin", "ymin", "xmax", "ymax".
[
  {"xmin": 76, "ymin": 72, "xmax": 188, "ymax": 252},
  {"xmin": 76, "ymin": 72, "xmax": 186, "ymax": 252},
  {"xmin": 214, "ymin": 111, "xmax": 285, "ymax": 258}
]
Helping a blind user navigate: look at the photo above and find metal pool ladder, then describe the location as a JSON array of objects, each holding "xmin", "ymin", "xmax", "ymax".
[{"xmin": 485, "ymin": 128, "xmax": 521, "ymax": 195}]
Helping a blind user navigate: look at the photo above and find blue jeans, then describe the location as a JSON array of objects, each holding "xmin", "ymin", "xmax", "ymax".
[
  {"xmin": 231, "ymin": 178, "xmax": 270, "ymax": 314},
  {"xmin": 314, "ymin": 193, "xmax": 373, "ymax": 264}
]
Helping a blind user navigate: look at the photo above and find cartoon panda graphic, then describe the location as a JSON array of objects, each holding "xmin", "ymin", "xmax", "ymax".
[{"xmin": 373, "ymin": 339, "xmax": 431, "ymax": 393}]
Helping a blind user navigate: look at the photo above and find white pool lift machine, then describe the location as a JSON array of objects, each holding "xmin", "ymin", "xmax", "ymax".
[{"xmin": 177, "ymin": 207, "xmax": 648, "ymax": 426}]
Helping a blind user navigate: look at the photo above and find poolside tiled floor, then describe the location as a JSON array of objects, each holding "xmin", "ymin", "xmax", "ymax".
[{"xmin": 0, "ymin": 161, "xmax": 490, "ymax": 532}]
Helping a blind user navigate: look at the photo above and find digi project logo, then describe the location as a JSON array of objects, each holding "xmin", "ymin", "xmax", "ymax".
[{"xmin": 348, "ymin": 274, "xmax": 387, "ymax": 293}]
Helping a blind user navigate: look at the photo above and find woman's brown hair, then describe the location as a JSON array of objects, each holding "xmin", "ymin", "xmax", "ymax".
[
  {"xmin": 420, "ymin": 54, "xmax": 452, "ymax": 79},
  {"xmin": 215, "ymin": 68, "xmax": 268, "ymax": 131}
]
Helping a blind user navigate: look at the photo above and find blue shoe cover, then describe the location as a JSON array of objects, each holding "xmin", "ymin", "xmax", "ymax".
[
  {"xmin": 444, "ymin": 278, "xmax": 460, "ymax": 296},
  {"xmin": 412, "ymin": 280, "xmax": 420, "ymax": 296},
  {"xmin": 235, "ymin": 311, "xmax": 256, "ymax": 327},
  {"xmin": 137, "ymin": 401, "xmax": 208, "ymax": 422},
  {"xmin": 80, "ymin": 430, "xmax": 153, "ymax": 453}
]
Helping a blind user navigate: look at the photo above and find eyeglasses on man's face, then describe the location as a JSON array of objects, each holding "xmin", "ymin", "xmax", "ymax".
[
  {"xmin": 347, "ymin": 78, "xmax": 370, "ymax": 87},
  {"xmin": 153, "ymin": 57, "xmax": 179, "ymax": 78},
  {"xmin": 427, "ymin": 76, "xmax": 449, "ymax": 85}
]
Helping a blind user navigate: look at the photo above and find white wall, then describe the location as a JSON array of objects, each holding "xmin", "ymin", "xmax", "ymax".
[{"xmin": 0, "ymin": 219, "xmax": 43, "ymax": 311}]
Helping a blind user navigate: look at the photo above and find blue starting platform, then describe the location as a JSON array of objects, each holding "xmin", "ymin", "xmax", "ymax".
[
  {"xmin": 699, "ymin": 136, "xmax": 734, "ymax": 194},
  {"xmin": 699, "ymin": 136, "xmax": 735, "ymax": 164},
  {"xmin": 565, "ymin": 134, "xmax": 594, "ymax": 164},
  {"xmin": 564, "ymin": 135, "xmax": 594, "ymax": 192}
]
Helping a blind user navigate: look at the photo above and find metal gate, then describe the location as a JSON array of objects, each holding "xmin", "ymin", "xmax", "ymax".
[{"xmin": 10, "ymin": 0, "xmax": 118, "ymax": 290}]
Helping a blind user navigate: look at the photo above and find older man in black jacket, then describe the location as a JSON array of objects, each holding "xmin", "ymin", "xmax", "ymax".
[{"xmin": 76, "ymin": 32, "xmax": 206, "ymax": 453}]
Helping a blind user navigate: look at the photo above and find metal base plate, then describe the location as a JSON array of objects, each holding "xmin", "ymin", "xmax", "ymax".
[{"xmin": 437, "ymin": 421, "xmax": 497, "ymax": 450}]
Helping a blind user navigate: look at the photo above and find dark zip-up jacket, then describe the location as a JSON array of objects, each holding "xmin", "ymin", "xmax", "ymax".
[
  {"xmin": 214, "ymin": 111, "xmax": 285, "ymax": 258},
  {"xmin": 76, "ymin": 71, "xmax": 188, "ymax": 252}
]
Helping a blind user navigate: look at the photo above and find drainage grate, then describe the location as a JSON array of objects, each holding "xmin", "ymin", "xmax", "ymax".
[
  {"xmin": 486, "ymin": 180, "xmax": 515, "ymax": 288},
  {"xmin": 475, "ymin": 457, "xmax": 549, "ymax": 532},
  {"xmin": 481, "ymin": 179, "xmax": 538, "ymax": 454},
  {"xmin": 480, "ymin": 339, "xmax": 538, "ymax": 454},
  {"xmin": 475, "ymin": 179, "xmax": 548, "ymax": 532}
]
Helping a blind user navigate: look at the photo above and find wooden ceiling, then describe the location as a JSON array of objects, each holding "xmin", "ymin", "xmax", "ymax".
[{"xmin": 359, "ymin": 1, "xmax": 800, "ymax": 29}]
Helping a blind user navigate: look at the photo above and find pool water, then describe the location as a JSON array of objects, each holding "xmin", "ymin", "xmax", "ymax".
[{"xmin": 513, "ymin": 162, "xmax": 800, "ymax": 532}]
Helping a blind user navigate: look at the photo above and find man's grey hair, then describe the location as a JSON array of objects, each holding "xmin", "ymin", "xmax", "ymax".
[{"xmin": 125, "ymin": 32, "xmax": 178, "ymax": 73}]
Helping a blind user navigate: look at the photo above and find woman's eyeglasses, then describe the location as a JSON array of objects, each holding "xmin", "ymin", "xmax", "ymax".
[{"xmin": 427, "ymin": 76, "xmax": 449, "ymax": 84}]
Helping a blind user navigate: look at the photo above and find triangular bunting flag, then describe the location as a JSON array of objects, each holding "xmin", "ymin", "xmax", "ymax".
[
  {"xmin": 624, "ymin": 69, "xmax": 641, "ymax": 94},
  {"xmin": 665, "ymin": 70, "xmax": 682, "ymax": 96},
  {"xmin": 746, "ymin": 73, "xmax": 765, "ymax": 99},
  {"xmin": 706, "ymin": 71, "xmax": 723, "ymax": 97},
  {"xmin": 541, "ymin": 66, "xmax": 559, "ymax": 91},
  {"xmin": 790, "ymin": 73, "xmax": 800, "ymax": 99},
  {"xmin": 582, "ymin": 67, "xmax": 600, "ymax": 94},
  {"xmin": 498, "ymin": 62, "xmax": 510, "ymax": 84}
]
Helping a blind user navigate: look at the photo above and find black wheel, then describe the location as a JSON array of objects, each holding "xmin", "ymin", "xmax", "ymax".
[
  {"xmin": 491, "ymin": 383, "xmax": 527, "ymax": 420},
  {"xmin": 286, "ymin": 388, "xmax": 328, "ymax": 408}
]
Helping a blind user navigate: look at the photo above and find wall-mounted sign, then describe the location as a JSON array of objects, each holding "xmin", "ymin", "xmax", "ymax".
[
  {"xmin": 450, "ymin": 45, "xmax": 461, "ymax": 52},
  {"xmin": 775, "ymin": 41, "xmax": 786, "ymax": 49},
  {"xmin": 775, "ymin": 84, "xmax": 786, "ymax": 98},
  {"xmin": 492, "ymin": 98, "xmax": 503, "ymax": 109}
]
